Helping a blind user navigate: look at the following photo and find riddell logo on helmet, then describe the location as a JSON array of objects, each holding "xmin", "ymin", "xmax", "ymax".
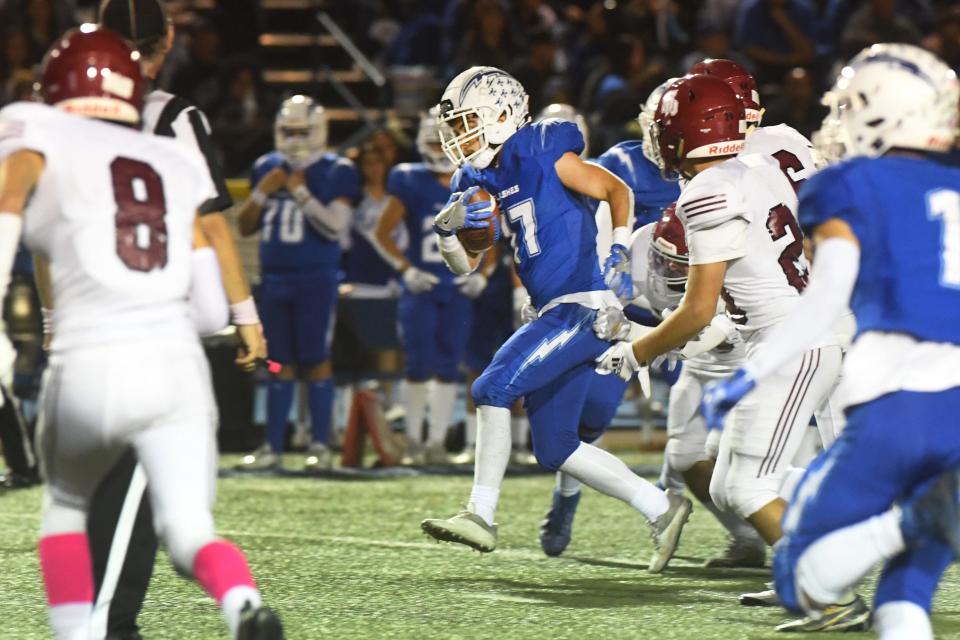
[{"xmin": 708, "ymin": 141, "xmax": 745, "ymax": 155}]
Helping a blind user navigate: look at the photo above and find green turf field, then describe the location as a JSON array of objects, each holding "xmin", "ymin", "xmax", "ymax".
[{"xmin": 2, "ymin": 454, "xmax": 960, "ymax": 639}]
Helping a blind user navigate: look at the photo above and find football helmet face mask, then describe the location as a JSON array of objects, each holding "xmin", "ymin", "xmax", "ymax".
[
  {"xmin": 688, "ymin": 58, "xmax": 762, "ymax": 128},
  {"xmin": 646, "ymin": 204, "xmax": 688, "ymax": 314},
  {"xmin": 40, "ymin": 24, "xmax": 144, "ymax": 124},
  {"xmin": 275, "ymin": 95, "xmax": 328, "ymax": 166},
  {"xmin": 817, "ymin": 43, "xmax": 958, "ymax": 160},
  {"xmin": 417, "ymin": 106, "xmax": 455, "ymax": 174},
  {"xmin": 653, "ymin": 75, "xmax": 746, "ymax": 180},
  {"xmin": 638, "ymin": 77, "xmax": 680, "ymax": 167},
  {"xmin": 535, "ymin": 103, "xmax": 590, "ymax": 158},
  {"xmin": 437, "ymin": 66, "xmax": 530, "ymax": 169}
]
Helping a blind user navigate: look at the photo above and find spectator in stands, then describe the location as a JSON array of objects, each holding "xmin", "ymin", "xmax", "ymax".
[
  {"xmin": 384, "ymin": 1, "xmax": 443, "ymax": 68},
  {"xmin": 9, "ymin": 0, "xmax": 76, "ymax": 62},
  {"xmin": 839, "ymin": 0, "xmax": 922, "ymax": 59},
  {"xmin": 696, "ymin": 0, "xmax": 744, "ymax": 33},
  {"xmin": 512, "ymin": 27, "xmax": 560, "ymax": 113},
  {"xmin": 455, "ymin": 0, "xmax": 517, "ymax": 74},
  {"xmin": 734, "ymin": 0, "xmax": 816, "ymax": 85},
  {"xmin": 513, "ymin": 0, "xmax": 562, "ymax": 45},
  {"xmin": 0, "ymin": 29, "xmax": 33, "ymax": 105},
  {"xmin": 170, "ymin": 17, "xmax": 223, "ymax": 115},
  {"xmin": 213, "ymin": 60, "xmax": 271, "ymax": 176},
  {"xmin": 923, "ymin": 5, "xmax": 960, "ymax": 73},
  {"xmin": 680, "ymin": 22, "xmax": 753, "ymax": 75},
  {"xmin": 761, "ymin": 66, "xmax": 823, "ymax": 138}
]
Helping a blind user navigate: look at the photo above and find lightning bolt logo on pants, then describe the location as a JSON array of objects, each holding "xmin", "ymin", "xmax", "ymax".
[{"xmin": 516, "ymin": 321, "xmax": 587, "ymax": 375}]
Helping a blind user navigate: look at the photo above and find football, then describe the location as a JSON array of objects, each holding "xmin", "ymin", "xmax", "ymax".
[{"xmin": 457, "ymin": 188, "xmax": 499, "ymax": 254}]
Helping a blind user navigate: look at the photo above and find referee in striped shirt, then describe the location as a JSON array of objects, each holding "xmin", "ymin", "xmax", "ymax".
[{"xmin": 86, "ymin": 2, "xmax": 268, "ymax": 638}]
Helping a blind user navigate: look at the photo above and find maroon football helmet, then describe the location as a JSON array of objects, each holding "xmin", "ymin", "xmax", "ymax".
[
  {"xmin": 646, "ymin": 203, "xmax": 688, "ymax": 312},
  {"xmin": 654, "ymin": 75, "xmax": 745, "ymax": 179},
  {"xmin": 41, "ymin": 24, "xmax": 144, "ymax": 124},
  {"xmin": 688, "ymin": 58, "xmax": 762, "ymax": 126}
]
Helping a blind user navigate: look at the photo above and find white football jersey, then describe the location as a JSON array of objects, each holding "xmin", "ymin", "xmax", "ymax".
[
  {"xmin": 742, "ymin": 124, "xmax": 820, "ymax": 192},
  {"xmin": 0, "ymin": 102, "xmax": 214, "ymax": 350},
  {"xmin": 628, "ymin": 222, "xmax": 744, "ymax": 377},
  {"xmin": 677, "ymin": 153, "xmax": 811, "ymax": 336}
]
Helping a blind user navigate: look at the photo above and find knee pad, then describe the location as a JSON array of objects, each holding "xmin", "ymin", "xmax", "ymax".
[
  {"xmin": 471, "ymin": 369, "xmax": 514, "ymax": 408},
  {"xmin": 708, "ymin": 464, "xmax": 730, "ymax": 512},
  {"xmin": 874, "ymin": 601, "xmax": 933, "ymax": 640},
  {"xmin": 665, "ymin": 435, "xmax": 707, "ymax": 473},
  {"xmin": 157, "ymin": 509, "xmax": 215, "ymax": 574},
  {"xmin": 532, "ymin": 432, "xmax": 580, "ymax": 472},
  {"xmin": 724, "ymin": 454, "xmax": 783, "ymax": 519}
]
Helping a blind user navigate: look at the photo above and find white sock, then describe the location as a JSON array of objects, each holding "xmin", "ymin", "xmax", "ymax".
[
  {"xmin": 556, "ymin": 471, "xmax": 582, "ymax": 497},
  {"xmin": 874, "ymin": 601, "xmax": 932, "ymax": 640},
  {"xmin": 221, "ymin": 585, "xmax": 261, "ymax": 638},
  {"xmin": 403, "ymin": 381, "xmax": 429, "ymax": 445},
  {"xmin": 702, "ymin": 499, "xmax": 761, "ymax": 542},
  {"xmin": 797, "ymin": 509, "xmax": 905, "ymax": 606},
  {"xmin": 465, "ymin": 412, "xmax": 477, "ymax": 447},
  {"xmin": 559, "ymin": 442, "xmax": 669, "ymax": 520},
  {"xmin": 510, "ymin": 415, "xmax": 528, "ymax": 450},
  {"xmin": 427, "ymin": 381, "xmax": 457, "ymax": 445},
  {"xmin": 49, "ymin": 603, "xmax": 91, "ymax": 640},
  {"xmin": 469, "ymin": 405, "xmax": 512, "ymax": 525}
]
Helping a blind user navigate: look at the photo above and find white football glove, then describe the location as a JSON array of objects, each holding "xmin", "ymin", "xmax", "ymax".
[
  {"xmin": 592, "ymin": 306, "xmax": 631, "ymax": 341},
  {"xmin": 519, "ymin": 297, "xmax": 538, "ymax": 325},
  {"xmin": 705, "ymin": 427, "xmax": 722, "ymax": 460},
  {"xmin": 595, "ymin": 341, "xmax": 651, "ymax": 397},
  {"xmin": 679, "ymin": 314, "xmax": 742, "ymax": 360},
  {"xmin": 433, "ymin": 186, "xmax": 482, "ymax": 236},
  {"xmin": 513, "ymin": 286, "xmax": 532, "ymax": 328},
  {"xmin": 402, "ymin": 266, "xmax": 440, "ymax": 294},
  {"xmin": 454, "ymin": 272, "xmax": 487, "ymax": 299}
]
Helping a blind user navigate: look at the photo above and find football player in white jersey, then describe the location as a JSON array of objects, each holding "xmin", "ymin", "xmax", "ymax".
[
  {"xmin": 0, "ymin": 27, "xmax": 282, "ymax": 640},
  {"xmin": 597, "ymin": 74, "xmax": 867, "ymax": 629}
]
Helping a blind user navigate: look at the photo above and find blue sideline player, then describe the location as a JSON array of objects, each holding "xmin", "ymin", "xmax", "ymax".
[
  {"xmin": 701, "ymin": 44, "xmax": 960, "ymax": 638},
  {"xmin": 374, "ymin": 109, "xmax": 489, "ymax": 466},
  {"xmin": 237, "ymin": 95, "xmax": 360, "ymax": 471},
  {"xmin": 420, "ymin": 66, "xmax": 691, "ymax": 565}
]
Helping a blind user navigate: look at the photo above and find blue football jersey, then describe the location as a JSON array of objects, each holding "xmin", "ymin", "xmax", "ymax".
[
  {"xmin": 799, "ymin": 155, "xmax": 960, "ymax": 345},
  {"xmin": 251, "ymin": 151, "xmax": 360, "ymax": 274},
  {"xmin": 596, "ymin": 140, "xmax": 680, "ymax": 229},
  {"xmin": 387, "ymin": 163, "xmax": 454, "ymax": 284},
  {"xmin": 452, "ymin": 120, "xmax": 606, "ymax": 310}
]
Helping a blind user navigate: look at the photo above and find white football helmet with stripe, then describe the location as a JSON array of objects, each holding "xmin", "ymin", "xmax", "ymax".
[
  {"xmin": 275, "ymin": 95, "xmax": 328, "ymax": 166},
  {"xmin": 817, "ymin": 43, "xmax": 958, "ymax": 160},
  {"xmin": 436, "ymin": 66, "xmax": 529, "ymax": 169},
  {"xmin": 638, "ymin": 77, "xmax": 680, "ymax": 167}
]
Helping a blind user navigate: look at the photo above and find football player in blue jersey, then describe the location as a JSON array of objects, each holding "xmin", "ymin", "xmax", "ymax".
[
  {"xmin": 236, "ymin": 95, "xmax": 360, "ymax": 471},
  {"xmin": 701, "ymin": 44, "xmax": 960, "ymax": 637},
  {"xmin": 374, "ymin": 109, "xmax": 491, "ymax": 466},
  {"xmin": 596, "ymin": 78, "xmax": 681, "ymax": 230},
  {"xmin": 420, "ymin": 66, "xmax": 691, "ymax": 564}
]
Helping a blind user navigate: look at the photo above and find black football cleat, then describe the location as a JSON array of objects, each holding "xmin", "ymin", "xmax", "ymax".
[{"xmin": 237, "ymin": 605, "xmax": 284, "ymax": 640}]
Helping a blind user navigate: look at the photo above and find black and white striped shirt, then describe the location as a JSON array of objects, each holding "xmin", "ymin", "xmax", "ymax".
[{"xmin": 141, "ymin": 89, "xmax": 233, "ymax": 214}]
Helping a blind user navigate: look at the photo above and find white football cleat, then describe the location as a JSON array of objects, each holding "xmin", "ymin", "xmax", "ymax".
[
  {"xmin": 423, "ymin": 442, "xmax": 450, "ymax": 466},
  {"xmin": 303, "ymin": 443, "xmax": 333, "ymax": 472},
  {"xmin": 421, "ymin": 503, "xmax": 497, "ymax": 552},
  {"xmin": 648, "ymin": 490, "xmax": 693, "ymax": 573},
  {"xmin": 235, "ymin": 444, "xmax": 282, "ymax": 471},
  {"xmin": 449, "ymin": 448, "xmax": 476, "ymax": 465}
]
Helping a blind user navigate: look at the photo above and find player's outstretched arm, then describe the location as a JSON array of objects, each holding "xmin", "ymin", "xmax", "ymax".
[{"xmin": 373, "ymin": 196, "xmax": 440, "ymax": 293}]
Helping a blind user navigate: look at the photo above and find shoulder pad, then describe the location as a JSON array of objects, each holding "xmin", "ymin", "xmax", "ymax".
[{"xmin": 677, "ymin": 163, "xmax": 750, "ymax": 232}]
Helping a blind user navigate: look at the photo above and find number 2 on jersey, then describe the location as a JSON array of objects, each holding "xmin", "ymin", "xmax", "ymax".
[
  {"xmin": 111, "ymin": 157, "xmax": 168, "ymax": 272},
  {"xmin": 766, "ymin": 204, "xmax": 808, "ymax": 293},
  {"xmin": 928, "ymin": 189, "xmax": 960, "ymax": 288}
]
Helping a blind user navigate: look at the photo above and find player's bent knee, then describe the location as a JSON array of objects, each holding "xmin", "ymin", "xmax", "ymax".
[
  {"xmin": 724, "ymin": 477, "xmax": 780, "ymax": 520},
  {"xmin": 665, "ymin": 437, "xmax": 705, "ymax": 473},
  {"xmin": 471, "ymin": 371, "xmax": 515, "ymax": 409},
  {"xmin": 708, "ymin": 465, "xmax": 730, "ymax": 512},
  {"xmin": 532, "ymin": 434, "xmax": 579, "ymax": 471}
]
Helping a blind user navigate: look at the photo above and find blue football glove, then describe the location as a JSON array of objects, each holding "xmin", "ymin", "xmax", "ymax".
[
  {"xmin": 603, "ymin": 243, "xmax": 633, "ymax": 301},
  {"xmin": 701, "ymin": 368, "xmax": 756, "ymax": 431},
  {"xmin": 463, "ymin": 200, "xmax": 499, "ymax": 241}
]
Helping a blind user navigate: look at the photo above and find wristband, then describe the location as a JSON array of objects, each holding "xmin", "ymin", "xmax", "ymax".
[
  {"xmin": 612, "ymin": 226, "xmax": 630, "ymax": 249},
  {"xmin": 250, "ymin": 190, "xmax": 268, "ymax": 207},
  {"xmin": 432, "ymin": 222, "xmax": 456, "ymax": 237},
  {"xmin": 229, "ymin": 297, "xmax": 260, "ymax": 326}
]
